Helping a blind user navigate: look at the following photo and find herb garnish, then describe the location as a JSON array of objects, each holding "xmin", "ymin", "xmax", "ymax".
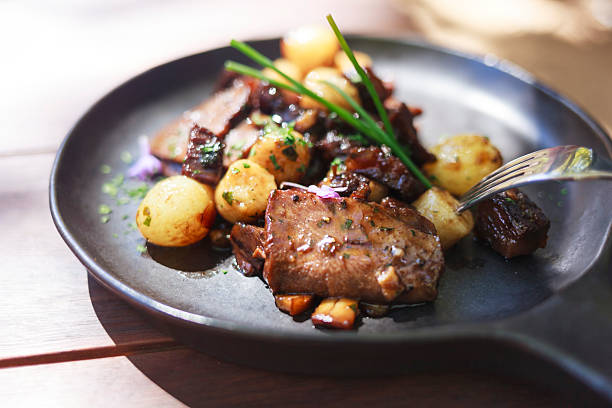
[
  {"xmin": 222, "ymin": 191, "xmax": 234, "ymax": 205},
  {"xmin": 223, "ymin": 15, "xmax": 431, "ymax": 189},
  {"xmin": 243, "ymin": 162, "xmax": 251, "ymax": 168},
  {"xmin": 98, "ymin": 204, "xmax": 112, "ymax": 215},
  {"xmin": 100, "ymin": 215, "xmax": 110, "ymax": 224},
  {"xmin": 231, "ymin": 167, "xmax": 240, "ymax": 174},
  {"xmin": 281, "ymin": 146, "xmax": 298, "ymax": 161},
  {"xmin": 343, "ymin": 219, "xmax": 353, "ymax": 229},
  {"xmin": 269, "ymin": 154, "xmax": 281, "ymax": 170},
  {"xmin": 379, "ymin": 226, "xmax": 394, "ymax": 232},
  {"xmin": 343, "ymin": 253, "xmax": 350, "ymax": 259},
  {"xmin": 136, "ymin": 244, "xmax": 147, "ymax": 254},
  {"xmin": 143, "ymin": 216, "xmax": 152, "ymax": 227},
  {"xmin": 100, "ymin": 164, "xmax": 111, "ymax": 174},
  {"xmin": 120, "ymin": 151, "xmax": 133, "ymax": 164}
]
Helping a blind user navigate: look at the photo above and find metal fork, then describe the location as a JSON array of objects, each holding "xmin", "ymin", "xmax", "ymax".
[{"xmin": 456, "ymin": 145, "xmax": 612, "ymax": 212}]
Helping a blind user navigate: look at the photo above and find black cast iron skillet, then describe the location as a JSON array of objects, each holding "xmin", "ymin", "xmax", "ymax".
[{"xmin": 50, "ymin": 37, "xmax": 612, "ymax": 403}]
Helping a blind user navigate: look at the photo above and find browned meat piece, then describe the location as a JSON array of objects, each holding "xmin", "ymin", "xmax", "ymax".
[
  {"xmin": 385, "ymin": 100, "xmax": 435, "ymax": 166},
  {"xmin": 474, "ymin": 188, "xmax": 550, "ymax": 258},
  {"xmin": 315, "ymin": 131, "xmax": 364, "ymax": 162},
  {"xmin": 230, "ymin": 223, "xmax": 266, "ymax": 276},
  {"xmin": 326, "ymin": 171, "xmax": 372, "ymax": 201},
  {"xmin": 274, "ymin": 295, "xmax": 316, "ymax": 316},
  {"xmin": 311, "ymin": 298, "xmax": 359, "ymax": 330},
  {"xmin": 345, "ymin": 146, "xmax": 427, "ymax": 202},
  {"xmin": 355, "ymin": 67, "xmax": 393, "ymax": 113},
  {"xmin": 223, "ymin": 121, "xmax": 260, "ymax": 167},
  {"xmin": 182, "ymin": 125, "xmax": 224, "ymax": 185},
  {"xmin": 380, "ymin": 196, "xmax": 437, "ymax": 235},
  {"xmin": 263, "ymin": 190, "xmax": 444, "ymax": 304},
  {"xmin": 150, "ymin": 80, "xmax": 252, "ymax": 162},
  {"xmin": 250, "ymin": 83, "xmax": 302, "ymax": 123}
]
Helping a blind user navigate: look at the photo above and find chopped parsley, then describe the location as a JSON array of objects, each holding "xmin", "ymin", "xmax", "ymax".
[
  {"xmin": 330, "ymin": 157, "xmax": 344, "ymax": 167},
  {"xmin": 348, "ymin": 303, "xmax": 358, "ymax": 313},
  {"xmin": 116, "ymin": 197, "xmax": 130, "ymax": 205},
  {"xmin": 102, "ymin": 174, "xmax": 124, "ymax": 197},
  {"xmin": 100, "ymin": 215, "xmax": 110, "ymax": 224},
  {"xmin": 283, "ymin": 134, "xmax": 295, "ymax": 145},
  {"xmin": 410, "ymin": 229, "xmax": 416, "ymax": 237},
  {"xmin": 269, "ymin": 154, "xmax": 281, "ymax": 170},
  {"xmin": 136, "ymin": 244, "xmax": 147, "ymax": 254},
  {"xmin": 127, "ymin": 184, "xmax": 149, "ymax": 199},
  {"xmin": 346, "ymin": 133, "xmax": 368, "ymax": 144},
  {"xmin": 143, "ymin": 216, "xmax": 152, "ymax": 227},
  {"xmin": 231, "ymin": 167, "xmax": 240, "ymax": 174},
  {"xmin": 122, "ymin": 214, "xmax": 129, "ymax": 220},
  {"xmin": 222, "ymin": 191, "xmax": 234, "ymax": 205},
  {"xmin": 100, "ymin": 164, "xmax": 111, "ymax": 174},
  {"xmin": 98, "ymin": 204, "xmax": 112, "ymax": 215},
  {"xmin": 342, "ymin": 219, "xmax": 353, "ymax": 229},
  {"xmin": 505, "ymin": 198, "xmax": 516, "ymax": 204},
  {"xmin": 343, "ymin": 253, "xmax": 350, "ymax": 259},
  {"xmin": 281, "ymin": 146, "xmax": 298, "ymax": 161},
  {"xmin": 120, "ymin": 151, "xmax": 133, "ymax": 164},
  {"xmin": 222, "ymin": 270, "xmax": 229, "ymax": 275},
  {"xmin": 560, "ymin": 187, "xmax": 568, "ymax": 195},
  {"xmin": 243, "ymin": 162, "xmax": 251, "ymax": 168}
]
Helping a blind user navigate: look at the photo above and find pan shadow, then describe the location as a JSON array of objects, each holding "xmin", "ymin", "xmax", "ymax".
[{"xmin": 88, "ymin": 274, "xmax": 589, "ymax": 407}]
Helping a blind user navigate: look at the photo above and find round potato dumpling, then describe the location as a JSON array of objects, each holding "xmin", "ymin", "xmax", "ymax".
[
  {"xmin": 248, "ymin": 126, "xmax": 311, "ymax": 183},
  {"xmin": 136, "ymin": 176, "xmax": 216, "ymax": 247},
  {"xmin": 334, "ymin": 50, "xmax": 372, "ymax": 81},
  {"xmin": 281, "ymin": 25, "xmax": 339, "ymax": 74},
  {"xmin": 215, "ymin": 159, "xmax": 277, "ymax": 223},
  {"xmin": 300, "ymin": 67, "xmax": 361, "ymax": 112},
  {"xmin": 262, "ymin": 58, "xmax": 303, "ymax": 85},
  {"xmin": 423, "ymin": 134, "xmax": 503, "ymax": 196}
]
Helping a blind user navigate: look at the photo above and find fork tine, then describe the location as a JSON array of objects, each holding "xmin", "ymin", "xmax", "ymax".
[
  {"xmin": 461, "ymin": 169, "xmax": 528, "ymax": 203},
  {"xmin": 475, "ymin": 150, "xmax": 544, "ymax": 185},
  {"xmin": 465, "ymin": 162, "xmax": 532, "ymax": 197}
]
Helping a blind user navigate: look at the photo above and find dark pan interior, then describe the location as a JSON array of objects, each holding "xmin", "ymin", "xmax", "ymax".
[{"xmin": 51, "ymin": 38, "xmax": 612, "ymax": 337}]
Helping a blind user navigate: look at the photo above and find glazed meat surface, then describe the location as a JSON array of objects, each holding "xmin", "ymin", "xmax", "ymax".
[
  {"xmin": 151, "ymin": 80, "xmax": 252, "ymax": 162},
  {"xmin": 181, "ymin": 125, "xmax": 224, "ymax": 185},
  {"xmin": 386, "ymin": 100, "xmax": 436, "ymax": 166},
  {"xmin": 263, "ymin": 190, "xmax": 444, "ymax": 304},
  {"xmin": 222, "ymin": 121, "xmax": 260, "ymax": 167},
  {"xmin": 474, "ymin": 188, "xmax": 550, "ymax": 258},
  {"xmin": 230, "ymin": 223, "xmax": 266, "ymax": 276},
  {"xmin": 345, "ymin": 146, "xmax": 427, "ymax": 202}
]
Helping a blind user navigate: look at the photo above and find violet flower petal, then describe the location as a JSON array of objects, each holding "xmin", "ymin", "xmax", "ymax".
[
  {"xmin": 127, "ymin": 136, "xmax": 162, "ymax": 180},
  {"xmin": 307, "ymin": 184, "xmax": 341, "ymax": 199}
]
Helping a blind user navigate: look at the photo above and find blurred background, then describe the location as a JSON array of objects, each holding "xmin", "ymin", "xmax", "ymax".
[{"xmin": 2, "ymin": 0, "xmax": 611, "ymax": 157}]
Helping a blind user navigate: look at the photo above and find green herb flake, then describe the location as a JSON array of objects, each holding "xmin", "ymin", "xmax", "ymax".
[
  {"xmin": 281, "ymin": 146, "xmax": 298, "ymax": 161},
  {"xmin": 348, "ymin": 303, "xmax": 358, "ymax": 313},
  {"xmin": 127, "ymin": 184, "xmax": 149, "ymax": 199},
  {"xmin": 102, "ymin": 183, "xmax": 118, "ymax": 197},
  {"xmin": 122, "ymin": 214, "xmax": 129, "ymax": 221},
  {"xmin": 369, "ymin": 220, "xmax": 375, "ymax": 227},
  {"xmin": 269, "ymin": 154, "xmax": 281, "ymax": 170},
  {"xmin": 243, "ymin": 162, "xmax": 251, "ymax": 168},
  {"xmin": 100, "ymin": 164, "xmax": 112, "ymax": 174},
  {"xmin": 410, "ymin": 229, "xmax": 416, "ymax": 237},
  {"xmin": 330, "ymin": 157, "xmax": 344, "ymax": 167},
  {"xmin": 231, "ymin": 167, "xmax": 240, "ymax": 174},
  {"xmin": 297, "ymin": 164, "xmax": 306, "ymax": 173},
  {"xmin": 379, "ymin": 226, "xmax": 394, "ymax": 232},
  {"xmin": 98, "ymin": 204, "xmax": 112, "ymax": 215},
  {"xmin": 283, "ymin": 134, "xmax": 295, "ymax": 145},
  {"xmin": 120, "ymin": 151, "xmax": 133, "ymax": 164},
  {"xmin": 100, "ymin": 215, "xmax": 110, "ymax": 224},
  {"xmin": 136, "ymin": 244, "xmax": 147, "ymax": 254},
  {"xmin": 222, "ymin": 191, "xmax": 234, "ymax": 205},
  {"xmin": 222, "ymin": 270, "xmax": 228, "ymax": 275},
  {"xmin": 343, "ymin": 253, "xmax": 350, "ymax": 259},
  {"xmin": 112, "ymin": 233, "xmax": 118, "ymax": 238},
  {"xmin": 560, "ymin": 187, "xmax": 568, "ymax": 195},
  {"xmin": 343, "ymin": 219, "xmax": 353, "ymax": 229},
  {"xmin": 505, "ymin": 198, "xmax": 516, "ymax": 205},
  {"xmin": 117, "ymin": 197, "xmax": 130, "ymax": 205},
  {"xmin": 143, "ymin": 216, "xmax": 152, "ymax": 227}
]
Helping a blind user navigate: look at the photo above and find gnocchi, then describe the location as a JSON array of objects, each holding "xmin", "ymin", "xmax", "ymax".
[
  {"xmin": 136, "ymin": 176, "xmax": 216, "ymax": 247},
  {"xmin": 300, "ymin": 67, "xmax": 361, "ymax": 111},
  {"xmin": 412, "ymin": 187, "xmax": 474, "ymax": 250},
  {"xmin": 247, "ymin": 124, "xmax": 311, "ymax": 183},
  {"xmin": 423, "ymin": 134, "xmax": 503, "ymax": 196},
  {"xmin": 281, "ymin": 25, "xmax": 338, "ymax": 73},
  {"xmin": 214, "ymin": 159, "xmax": 277, "ymax": 223}
]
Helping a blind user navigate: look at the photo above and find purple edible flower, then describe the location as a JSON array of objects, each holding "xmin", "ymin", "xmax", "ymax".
[
  {"xmin": 307, "ymin": 184, "xmax": 341, "ymax": 199},
  {"xmin": 127, "ymin": 136, "xmax": 162, "ymax": 180}
]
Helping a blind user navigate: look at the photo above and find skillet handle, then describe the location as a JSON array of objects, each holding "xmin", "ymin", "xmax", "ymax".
[{"xmin": 501, "ymin": 249, "xmax": 612, "ymax": 403}]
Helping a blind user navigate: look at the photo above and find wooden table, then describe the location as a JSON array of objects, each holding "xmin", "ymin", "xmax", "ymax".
[{"xmin": 2, "ymin": 1, "xmax": 610, "ymax": 406}]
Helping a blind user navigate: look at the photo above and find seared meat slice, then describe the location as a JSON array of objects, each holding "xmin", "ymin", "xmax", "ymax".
[
  {"xmin": 380, "ymin": 196, "xmax": 437, "ymax": 235},
  {"xmin": 223, "ymin": 121, "xmax": 260, "ymax": 167},
  {"xmin": 326, "ymin": 171, "xmax": 372, "ymax": 200},
  {"xmin": 182, "ymin": 125, "xmax": 224, "ymax": 185},
  {"xmin": 263, "ymin": 190, "xmax": 444, "ymax": 304},
  {"xmin": 386, "ymin": 100, "xmax": 436, "ymax": 166},
  {"xmin": 345, "ymin": 146, "xmax": 427, "ymax": 202},
  {"xmin": 474, "ymin": 188, "xmax": 550, "ymax": 258},
  {"xmin": 151, "ymin": 80, "xmax": 252, "ymax": 162},
  {"xmin": 230, "ymin": 223, "xmax": 266, "ymax": 276}
]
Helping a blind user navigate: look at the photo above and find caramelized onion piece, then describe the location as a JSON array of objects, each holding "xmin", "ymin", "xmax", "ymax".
[{"xmin": 274, "ymin": 295, "xmax": 316, "ymax": 316}]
